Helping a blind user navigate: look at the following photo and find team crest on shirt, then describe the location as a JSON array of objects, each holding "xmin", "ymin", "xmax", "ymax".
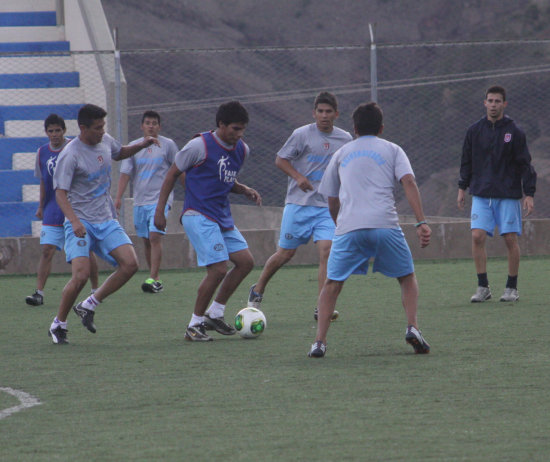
[
  {"xmin": 504, "ymin": 133, "xmax": 512, "ymax": 143},
  {"xmin": 97, "ymin": 155, "xmax": 104, "ymax": 164},
  {"xmin": 218, "ymin": 155, "xmax": 237, "ymax": 184},
  {"xmin": 46, "ymin": 156, "xmax": 57, "ymax": 177},
  {"xmin": 323, "ymin": 142, "xmax": 330, "ymax": 150}
]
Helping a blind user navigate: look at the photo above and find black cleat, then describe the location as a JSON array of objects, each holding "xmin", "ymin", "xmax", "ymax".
[
  {"xmin": 185, "ymin": 323, "xmax": 213, "ymax": 342},
  {"xmin": 48, "ymin": 326, "xmax": 69, "ymax": 344},
  {"xmin": 142, "ymin": 278, "xmax": 163, "ymax": 293},
  {"xmin": 405, "ymin": 326, "xmax": 430, "ymax": 354},
  {"xmin": 204, "ymin": 315, "xmax": 236, "ymax": 335},
  {"xmin": 26, "ymin": 291, "xmax": 44, "ymax": 306},
  {"xmin": 308, "ymin": 340, "xmax": 327, "ymax": 358},
  {"xmin": 72, "ymin": 302, "xmax": 96, "ymax": 333}
]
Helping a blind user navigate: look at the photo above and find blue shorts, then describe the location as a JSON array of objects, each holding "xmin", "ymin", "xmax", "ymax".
[
  {"xmin": 471, "ymin": 196, "xmax": 522, "ymax": 237},
  {"xmin": 327, "ymin": 228, "xmax": 414, "ymax": 281},
  {"xmin": 134, "ymin": 204, "xmax": 170, "ymax": 238},
  {"xmin": 40, "ymin": 224, "xmax": 65, "ymax": 250},
  {"xmin": 279, "ymin": 204, "xmax": 335, "ymax": 249},
  {"xmin": 182, "ymin": 214, "xmax": 248, "ymax": 267},
  {"xmin": 64, "ymin": 219, "xmax": 132, "ymax": 267}
]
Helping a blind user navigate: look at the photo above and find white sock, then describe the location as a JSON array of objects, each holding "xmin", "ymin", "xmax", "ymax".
[
  {"xmin": 36, "ymin": 289, "xmax": 44, "ymax": 296},
  {"xmin": 206, "ymin": 301, "xmax": 225, "ymax": 319},
  {"xmin": 51, "ymin": 317, "xmax": 67, "ymax": 330},
  {"xmin": 82, "ymin": 294, "xmax": 99, "ymax": 311},
  {"xmin": 90, "ymin": 288, "xmax": 97, "ymax": 294},
  {"xmin": 189, "ymin": 314, "xmax": 205, "ymax": 327}
]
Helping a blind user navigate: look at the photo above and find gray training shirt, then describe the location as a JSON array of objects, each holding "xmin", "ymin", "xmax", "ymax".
[
  {"xmin": 120, "ymin": 135, "xmax": 179, "ymax": 207},
  {"xmin": 319, "ymin": 135, "xmax": 414, "ymax": 235},
  {"xmin": 54, "ymin": 133, "xmax": 123, "ymax": 223},
  {"xmin": 277, "ymin": 123, "xmax": 352, "ymax": 207}
]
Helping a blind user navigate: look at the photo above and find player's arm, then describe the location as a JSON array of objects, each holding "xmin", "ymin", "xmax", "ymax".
[
  {"xmin": 36, "ymin": 180, "xmax": 46, "ymax": 219},
  {"xmin": 275, "ymin": 156, "xmax": 313, "ymax": 192},
  {"xmin": 400, "ymin": 174, "xmax": 431, "ymax": 248},
  {"xmin": 117, "ymin": 136, "xmax": 160, "ymax": 160},
  {"xmin": 457, "ymin": 130, "xmax": 472, "ymax": 209},
  {"xmin": 328, "ymin": 196, "xmax": 340, "ymax": 224},
  {"xmin": 231, "ymin": 181, "xmax": 262, "ymax": 205},
  {"xmin": 114, "ymin": 173, "xmax": 131, "ymax": 213},
  {"xmin": 154, "ymin": 163, "xmax": 182, "ymax": 232},
  {"xmin": 55, "ymin": 189, "xmax": 86, "ymax": 238}
]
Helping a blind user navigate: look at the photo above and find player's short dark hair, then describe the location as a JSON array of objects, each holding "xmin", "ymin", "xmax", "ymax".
[
  {"xmin": 44, "ymin": 113, "xmax": 66, "ymax": 131},
  {"xmin": 353, "ymin": 102, "xmax": 383, "ymax": 136},
  {"xmin": 142, "ymin": 110, "xmax": 161, "ymax": 124},
  {"xmin": 216, "ymin": 101, "xmax": 249, "ymax": 127},
  {"xmin": 486, "ymin": 85, "xmax": 506, "ymax": 101},
  {"xmin": 314, "ymin": 91, "xmax": 338, "ymax": 111},
  {"xmin": 78, "ymin": 104, "xmax": 107, "ymax": 127}
]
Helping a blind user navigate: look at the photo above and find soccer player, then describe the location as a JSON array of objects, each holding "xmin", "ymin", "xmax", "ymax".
[
  {"xmin": 458, "ymin": 85, "xmax": 536, "ymax": 303},
  {"xmin": 114, "ymin": 110, "xmax": 179, "ymax": 294},
  {"xmin": 308, "ymin": 102, "xmax": 432, "ymax": 358},
  {"xmin": 247, "ymin": 92, "xmax": 352, "ymax": 321},
  {"xmin": 47, "ymin": 104, "xmax": 159, "ymax": 344},
  {"xmin": 26, "ymin": 114, "xmax": 99, "ymax": 306},
  {"xmin": 154, "ymin": 101, "xmax": 261, "ymax": 342}
]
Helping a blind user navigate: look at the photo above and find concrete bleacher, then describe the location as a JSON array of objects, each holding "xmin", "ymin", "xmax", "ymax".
[{"xmin": 0, "ymin": 0, "xmax": 84, "ymax": 238}]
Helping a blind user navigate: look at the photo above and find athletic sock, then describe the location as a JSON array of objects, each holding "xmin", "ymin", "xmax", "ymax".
[
  {"xmin": 206, "ymin": 301, "xmax": 225, "ymax": 319},
  {"xmin": 477, "ymin": 273, "xmax": 489, "ymax": 288},
  {"xmin": 36, "ymin": 289, "xmax": 44, "ymax": 296},
  {"xmin": 51, "ymin": 317, "xmax": 67, "ymax": 330},
  {"xmin": 82, "ymin": 294, "xmax": 99, "ymax": 310},
  {"xmin": 189, "ymin": 314, "xmax": 205, "ymax": 327},
  {"xmin": 506, "ymin": 275, "xmax": 518, "ymax": 289}
]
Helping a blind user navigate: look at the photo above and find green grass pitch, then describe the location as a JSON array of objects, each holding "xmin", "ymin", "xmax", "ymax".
[{"xmin": 1, "ymin": 257, "xmax": 549, "ymax": 461}]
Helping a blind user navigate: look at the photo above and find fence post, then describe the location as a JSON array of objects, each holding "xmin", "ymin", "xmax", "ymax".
[
  {"xmin": 113, "ymin": 27, "xmax": 125, "ymax": 228},
  {"xmin": 369, "ymin": 23, "xmax": 378, "ymax": 103}
]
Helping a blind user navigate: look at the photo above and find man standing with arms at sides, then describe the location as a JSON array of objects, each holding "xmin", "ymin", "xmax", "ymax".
[
  {"xmin": 48, "ymin": 104, "xmax": 159, "ymax": 344},
  {"xmin": 115, "ymin": 110, "xmax": 180, "ymax": 294},
  {"xmin": 247, "ymin": 92, "xmax": 352, "ymax": 321},
  {"xmin": 26, "ymin": 114, "xmax": 99, "ymax": 306},
  {"xmin": 458, "ymin": 85, "xmax": 536, "ymax": 303},
  {"xmin": 154, "ymin": 101, "xmax": 262, "ymax": 342},
  {"xmin": 308, "ymin": 102, "xmax": 431, "ymax": 358}
]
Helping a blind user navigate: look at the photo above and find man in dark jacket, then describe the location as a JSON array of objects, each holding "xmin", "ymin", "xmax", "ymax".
[{"xmin": 457, "ymin": 85, "xmax": 536, "ymax": 303}]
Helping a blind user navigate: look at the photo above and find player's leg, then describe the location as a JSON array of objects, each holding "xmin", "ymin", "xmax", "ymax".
[
  {"xmin": 142, "ymin": 237, "xmax": 152, "ymax": 270},
  {"xmin": 89, "ymin": 252, "xmax": 99, "ymax": 292},
  {"xmin": 497, "ymin": 199, "xmax": 522, "ymax": 302},
  {"xmin": 252, "ymin": 247, "xmax": 296, "ymax": 295},
  {"xmin": 141, "ymin": 205, "xmax": 167, "ymax": 293},
  {"xmin": 148, "ymin": 231, "xmax": 163, "ymax": 281},
  {"xmin": 36, "ymin": 244, "xmax": 56, "ymax": 291},
  {"xmin": 93, "ymin": 243, "xmax": 139, "ymax": 301},
  {"xmin": 313, "ymin": 239, "xmax": 340, "ymax": 321},
  {"xmin": 314, "ymin": 279, "xmax": 344, "ymax": 344},
  {"xmin": 470, "ymin": 196, "xmax": 494, "ymax": 302},
  {"xmin": 215, "ymin": 248, "xmax": 254, "ymax": 305},
  {"xmin": 398, "ymin": 272, "xmax": 430, "ymax": 354}
]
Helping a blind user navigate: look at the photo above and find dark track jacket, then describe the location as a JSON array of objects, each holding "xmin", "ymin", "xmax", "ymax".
[{"xmin": 458, "ymin": 115, "xmax": 536, "ymax": 199}]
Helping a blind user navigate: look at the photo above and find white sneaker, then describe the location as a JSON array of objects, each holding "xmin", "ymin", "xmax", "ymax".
[
  {"xmin": 500, "ymin": 288, "xmax": 519, "ymax": 302},
  {"xmin": 470, "ymin": 286, "xmax": 492, "ymax": 303}
]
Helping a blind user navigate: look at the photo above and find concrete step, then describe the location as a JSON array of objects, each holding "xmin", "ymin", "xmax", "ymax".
[
  {"xmin": 0, "ymin": 87, "xmax": 84, "ymax": 105},
  {"xmin": 0, "ymin": 55, "xmax": 75, "ymax": 74},
  {"xmin": 5, "ymin": 119, "xmax": 78, "ymax": 137},
  {"xmin": 12, "ymin": 152, "xmax": 37, "ymax": 170},
  {"xmin": 0, "ymin": 11, "xmax": 56, "ymax": 26},
  {"xmin": 0, "ymin": 26, "xmax": 64, "ymax": 42},
  {"xmin": 22, "ymin": 184, "xmax": 40, "ymax": 202},
  {"xmin": 0, "ymin": 71, "xmax": 79, "ymax": 89},
  {"xmin": 0, "ymin": 0, "xmax": 56, "ymax": 13}
]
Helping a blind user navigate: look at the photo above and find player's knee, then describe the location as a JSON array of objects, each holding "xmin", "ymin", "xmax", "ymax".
[
  {"xmin": 471, "ymin": 229, "xmax": 486, "ymax": 245},
  {"xmin": 278, "ymin": 247, "xmax": 296, "ymax": 264}
]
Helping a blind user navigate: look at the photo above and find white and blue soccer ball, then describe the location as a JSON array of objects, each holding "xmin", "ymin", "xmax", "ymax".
[{"xmin": 235, "ymin": 307, "xmax": 267, "ymax": 339}]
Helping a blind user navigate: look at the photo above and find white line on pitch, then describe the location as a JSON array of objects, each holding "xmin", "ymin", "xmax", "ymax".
[{"xmin": 0, "ymin": 387, "xmax": 42, "ymax": 420}]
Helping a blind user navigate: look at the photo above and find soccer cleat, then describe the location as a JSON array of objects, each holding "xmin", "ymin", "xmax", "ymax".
[
  {"xmin": 72, "ymin": 302, "xmax": 96, "ymax": 333},
  {"xmin": 184, "ymin": 323, "xmax": 213, "ymax": 342},
  {"xmin": 204, "ymin": 314, "xmax": 236, "ymax": 335},
  {"xmin": 313, "ymin": 307, "xmax": 339, "ymax": 322},
  {"xmin": 405, "ymin": 325, "xmax": 430, "ymax": 354},
  {"xmin": 26, "ymin": 291, "xmax": 44, "ymax": 306},
  {"xmin": 308, "ymin": 340, "xmax": 327, "ymax": 358},
  {"xmin": 500, "ymin": 287, "xmax": 519, "ymax": 302},
  {"xmin": 470, "ymin": 286, "xmax": 492, "ymax": 303},
  {"xmin": 48, "ymin": 325, "xmax": 69, "ymax": 344},
  {"xmin": 142, "ymin": 278, "xmax": 163, "ymax": 293},
  {"xmin": 247, "ymin": 284, "xmax": 263, "ymax": 308}
]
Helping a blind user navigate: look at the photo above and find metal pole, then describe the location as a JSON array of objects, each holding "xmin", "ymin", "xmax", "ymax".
[
  {"xmin": 369, "ymin": 23, "xmax": 378, "ymax": 103},
  {"xmin": 113, "ymin": 27, "xmax": 125, "ymax": 227}
]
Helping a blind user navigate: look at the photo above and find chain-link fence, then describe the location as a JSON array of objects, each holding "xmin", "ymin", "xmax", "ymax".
[{"xmin": 2, "ymin": 39, "xmax": 550, "ymax": 238}]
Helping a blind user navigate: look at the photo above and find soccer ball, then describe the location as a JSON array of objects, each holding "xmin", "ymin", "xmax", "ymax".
[{"xmin": 234, "ymin": 307, "xmax": 267, "ymax": 339}]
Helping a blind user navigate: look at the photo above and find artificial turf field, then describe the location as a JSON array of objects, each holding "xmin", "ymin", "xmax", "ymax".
[{"xmin": 1, "ymin": 257, "xmax": 549, "ymax": 461}]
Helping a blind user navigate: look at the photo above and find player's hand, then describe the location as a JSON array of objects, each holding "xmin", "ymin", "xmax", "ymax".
[
  {"xmin": 457, "ymin": 189, "xmax": 465, "ymax": 210},
  {"xmin": 245, "ymin": 187, "xmax": 262, "ymax": 206},
  {"xmin": 142, "ymin": 136, "xmax": 160, "ymax": 148},
  {"xmin": 523, "ymin": 196, "xmax": 534, "ymax": 217},
  {"xmin": 114, "ymin": 198, "xmax": 122, "ymax": 214},
  {"xmin": 296, "ymin": 175, "xmax": 314, "ymax": 192},
  {"xmin": 154, "ymin": 207, "xmax": 167, "ymax": 232},
  {"xmin": 72, "ymin": 219, "xmax": 87, "ymax": 238},
  {"xmin": 416, "ymin": 223, "xmax": 431, "ymax": 248},
  {"xmin": 35, "ymin": 206, "xmax": 43, "ymax": 220}
]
